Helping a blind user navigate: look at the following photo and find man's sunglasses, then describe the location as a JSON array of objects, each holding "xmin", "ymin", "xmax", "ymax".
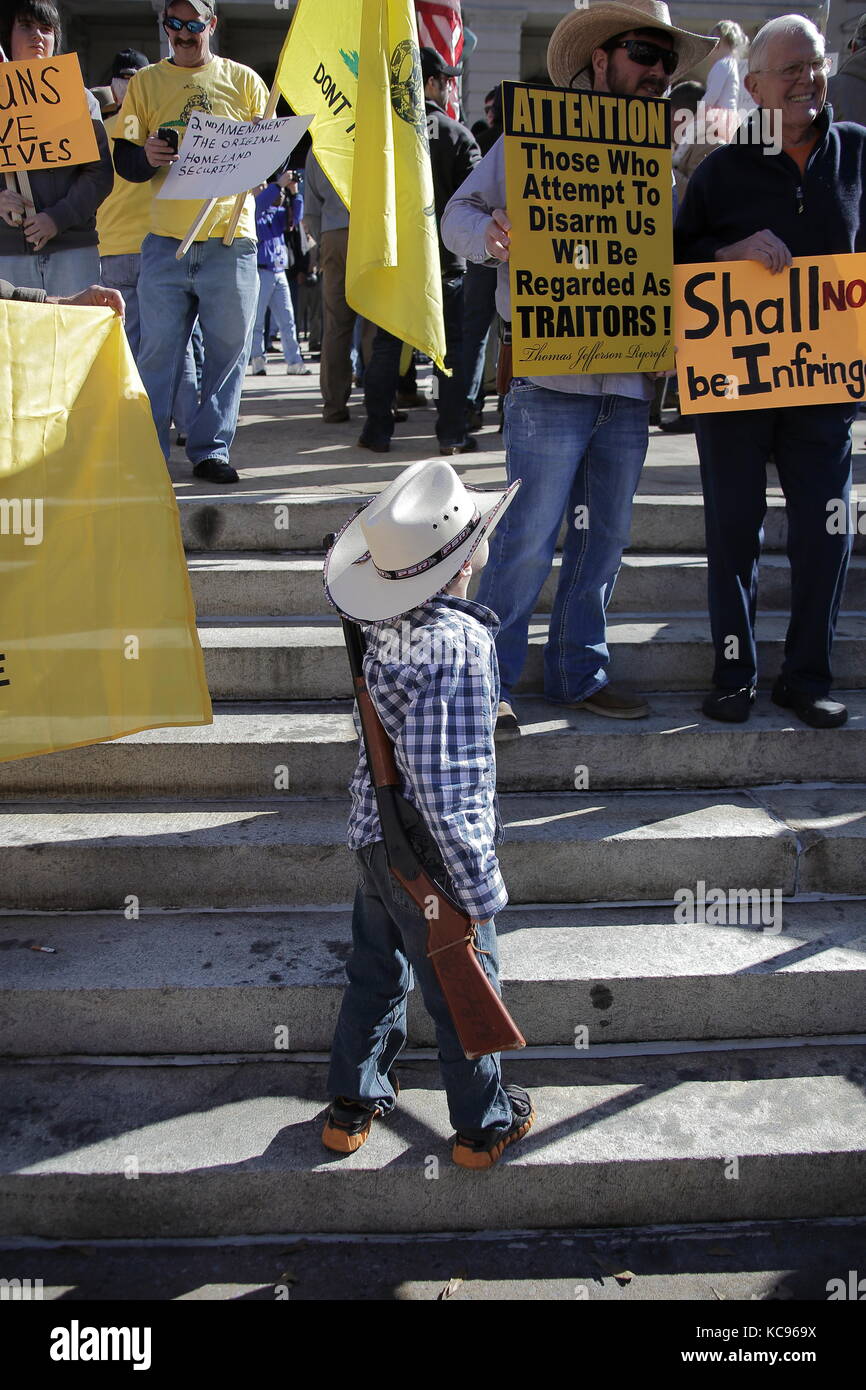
[
  {"xmin": 605, "ymin": 39, "xmax": 678, "ymax": 76},
  {"xmin": 163, "ymin": 16, "xmax": 209, "ymax": 34}
]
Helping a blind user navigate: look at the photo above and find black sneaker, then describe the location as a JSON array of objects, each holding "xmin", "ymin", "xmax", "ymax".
[
  {"xmin": 322, "ymin": 1076, "xmax": 399, "ymax": 1155},
  {"xmin": 702, "ymin": 685, "xmax": 755, "ymax": 723},
  {"xmin": 192, "ymin": 458, "xmax": 239, "ymax": 485},
  {"xmin": 175, "ymin": 433, "xmax": 187, "ymax": 447},
  {"xmin": 357, "ymin": 435, "xmax": 391, "ymax": 453},
  {"xmin": 772, "ymin": 679, "xmax": 848, "ymax": 728},
  {"xmin": 439, "ymin": 436, "xmax": 479, "ymax": 456},
  {"xmin": 452, "ymin": 1085, "xmax": 535, "ymax": 1170}
]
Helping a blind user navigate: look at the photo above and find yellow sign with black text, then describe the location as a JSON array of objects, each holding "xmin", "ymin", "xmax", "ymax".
[
  {"xmin": 503, "ymin": 82, "xmax": 674, "ymax": 376},
  {"xmin": 675, "ymin": 254, "xmax": 866, "ymax": 413}
]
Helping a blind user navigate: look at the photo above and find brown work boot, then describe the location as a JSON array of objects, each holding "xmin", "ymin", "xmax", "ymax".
[{"xmin": 570, "ymin": 685, "xmax": 649, "ymax": 719}]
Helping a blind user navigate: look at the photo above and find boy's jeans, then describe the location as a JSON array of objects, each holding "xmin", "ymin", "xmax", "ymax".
[
  {"xmin": 137, "ymin": 233, "xmax": 258, "ymax": 464},
  {"xmin": 327, "ymin": 840, "xmax": 514, "ymax": 1141},
  {"xmin": 476, "ymin": 380, "xmax": 650, "ymax": 705}
]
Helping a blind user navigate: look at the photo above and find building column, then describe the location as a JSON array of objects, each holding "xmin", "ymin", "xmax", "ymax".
[{"xmin": 463, "ymin": 4, "xmax": 527, "ymax": 125}]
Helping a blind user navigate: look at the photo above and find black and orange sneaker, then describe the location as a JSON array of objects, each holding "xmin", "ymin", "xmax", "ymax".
[
  {"xmin": 321, "ymin": 1077, "xmax": 399, "ymax": 1155},
  {"xmin": 452, "ymin": 1085, "xmax": 535, "ymax": 1170}
]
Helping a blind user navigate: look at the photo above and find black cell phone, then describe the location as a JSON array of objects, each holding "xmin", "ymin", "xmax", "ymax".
[{"xmin": 157, "ymin": 126, "xmax": 179, "ymax": 152}]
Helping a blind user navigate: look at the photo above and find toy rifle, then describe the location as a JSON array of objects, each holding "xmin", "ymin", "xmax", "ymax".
[{"xmin": 341, "ymin": 615, "xmax": 526, "ymax": 1060}]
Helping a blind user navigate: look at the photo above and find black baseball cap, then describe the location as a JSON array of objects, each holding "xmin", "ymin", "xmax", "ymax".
[
  {"xmin": 420, "ymin": 46, "xmax": 461, "ymax": 81},
  {"xmin": 111, "ymin": 50, "xmax": 149, "ymax": 79}
]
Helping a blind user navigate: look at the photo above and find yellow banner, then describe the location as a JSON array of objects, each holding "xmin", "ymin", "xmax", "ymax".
[
  {"xmin": 0, "ymin": 304, "xmax": 211, "ymax": 763},
  {"xmin": 503, "ymin": 82, "xmax": 674, "ymax": 376},
  {"xmin": 345, "ymin": 0, "xmax": 446, "ymax": 371},
  {"xmin": 274, "ymin": 0, "xmax": 359, "ymax": 207},
  {"xmin": 675, "ymin": 253, "xmax": 866, "ymax": 413},
  {"xmin": 0, "ymin": 53, "xmax": 98, "ymax": 174}
]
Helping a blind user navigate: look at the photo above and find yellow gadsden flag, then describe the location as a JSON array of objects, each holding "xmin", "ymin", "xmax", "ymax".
[
  {"xmin": 0, "ymin": 304, "xmax": 212, "ymax": 764},
  {"xmin": 277, "ymin": 0, "xmax": 446, "ymax": 369},
  {"xmin": 274, "ymin": 0, "xmax": 359, "ymax": 207}
]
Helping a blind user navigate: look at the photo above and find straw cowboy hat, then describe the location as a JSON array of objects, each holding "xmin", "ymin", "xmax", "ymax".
[
  {"xmin": 324, "ymin": 460, "xmax": 520, "ymax": 623},
  {"xmin": 547, "ymin": 0, "xmax": 717, "ymax": 90}
]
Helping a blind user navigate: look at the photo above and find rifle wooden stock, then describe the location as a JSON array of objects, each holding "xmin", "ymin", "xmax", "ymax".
[{"xmin": 341, "ymin": 617, "xmax": 525, "ymax": 1060}]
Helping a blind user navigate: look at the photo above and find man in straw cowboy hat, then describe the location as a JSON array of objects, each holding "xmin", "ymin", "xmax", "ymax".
[
  {"xmin": 442, "ymin": 2, "xmax": 715, "ymax": 733},
  {"xmin": 321, "ymin": 459, "xmax": 536, "ymax": 1169}
]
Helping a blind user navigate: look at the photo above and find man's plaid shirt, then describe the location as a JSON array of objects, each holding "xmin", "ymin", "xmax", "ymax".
[{"xmin": 347, "ymin": 593, "xmax": 507, "ymax": 921}]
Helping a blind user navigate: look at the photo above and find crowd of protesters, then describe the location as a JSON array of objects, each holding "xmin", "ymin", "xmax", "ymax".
[{"xmin": 0, "ymin": 0, "xmax": 862, "ymax": 735}]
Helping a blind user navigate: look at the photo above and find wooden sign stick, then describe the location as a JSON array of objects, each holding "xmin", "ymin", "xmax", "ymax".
[
  {"xmin": 222, "ymin": 80, "xmax": 281, "ymax": 247},
  {"xmin": 176, "ymin": 196, "xmax": 217, "ymax": 259}
]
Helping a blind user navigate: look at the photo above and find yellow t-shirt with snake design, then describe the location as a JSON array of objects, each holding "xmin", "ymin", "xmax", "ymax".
[{"xmin": 117, "ymin": 55, "xmax": 268, "ymax": 242}]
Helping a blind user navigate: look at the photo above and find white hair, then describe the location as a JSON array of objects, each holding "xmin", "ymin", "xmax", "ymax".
[
  {"xmin": 749, "ymin": 15, "xmax": 824, "ymax": 72},
  {"xmin": 714, "ymin": 19, "xmax": 747, "ymax": 55}
]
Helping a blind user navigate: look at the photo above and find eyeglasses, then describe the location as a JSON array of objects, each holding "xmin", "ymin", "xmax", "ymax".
[
  {"xmin": 752, "ymin": 59, "xmax": 830, "ymax": 80},
  {"xmin": 605, "ymin": 39, "xmax": 678, "ymax": 76},
  {"xmin": 163, "ymin": 16, "xmax": 209, "ymax": 34}
]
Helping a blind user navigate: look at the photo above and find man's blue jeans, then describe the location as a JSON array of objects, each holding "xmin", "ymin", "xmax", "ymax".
[
  {"xmin": 100, "ymin": 252, "xmax": 141, "ymax": 360},
  {"xmin": 327, "ymin": 840, "xmax": 513, "ymax": 1140},
  {"xmin": 476, "ymin": 380, "xmax": 650, "ymax": 705},
  {"xmin": 137, "ymin": 233, "xmax": 259, "ymax": 464},
  {"xmin": 0, "ymin": 246, "xmax": 99, "ymax": 297}
]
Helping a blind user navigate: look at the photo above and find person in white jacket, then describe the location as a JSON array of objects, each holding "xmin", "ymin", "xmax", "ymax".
[{"xmin": 705, "ymin": 19, "xmax": 749, "ymax": 137}]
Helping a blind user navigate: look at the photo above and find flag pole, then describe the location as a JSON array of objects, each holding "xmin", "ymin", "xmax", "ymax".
[
  {"xmin": 0, "ymin": 44, "xmax": 33, "ymax": 227},
  {"xmin": 221, "ymin": 79, "xmax": 282, "ymax": 246}
]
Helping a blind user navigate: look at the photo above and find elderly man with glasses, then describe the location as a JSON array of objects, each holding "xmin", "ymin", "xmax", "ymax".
[
  {"xmin": 113, "ymin": 0, "xmax": 268, "ymax": 485},
  {"xmin": 441, "ymin": 2, "xmax": 715, "ymax": 733},
  {"xmin": 675, "ymin": 15, "xmax": 864, "ymax": 728}
]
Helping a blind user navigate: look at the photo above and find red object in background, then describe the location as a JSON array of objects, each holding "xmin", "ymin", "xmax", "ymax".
[{"xmin": 416, "ymin": 0, "xmax": 464, "ymax": 120}]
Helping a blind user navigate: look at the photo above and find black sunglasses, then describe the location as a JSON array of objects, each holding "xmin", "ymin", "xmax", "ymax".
[
  {"xmin": 606, "ymin": 38, "xmax": 678, "ymax": 76},
  {"xmin": 163, "ymin": 16, "xmax": 209, "ymax": 34}
]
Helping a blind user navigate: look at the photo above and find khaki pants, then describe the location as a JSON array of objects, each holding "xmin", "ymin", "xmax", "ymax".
[{"xmin": 319, "ymin": 227, "xmax": 355, "ymax": 419}]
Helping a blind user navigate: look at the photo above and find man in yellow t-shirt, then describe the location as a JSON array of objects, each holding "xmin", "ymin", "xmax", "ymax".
[
  {"xmin": 113, "ymin": 0, "xmax": 268, "ymax": 484},
  {"xmin": 98, "ymin": 50, "xmax": 151, "ymax": 358}
]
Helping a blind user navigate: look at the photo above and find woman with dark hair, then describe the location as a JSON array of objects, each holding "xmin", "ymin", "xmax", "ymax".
[{"xmin": 0, "ymin": 0, "xmax": 114, "ymax": 294}]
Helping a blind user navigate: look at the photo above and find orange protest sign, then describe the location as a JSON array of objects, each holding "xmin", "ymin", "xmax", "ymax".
[
  {"xmin": 0, "ymin": 52, "xmax": 98, "ymax": 173},
  {"xmin": 675, "ymin": 253, "xmax": 866, "ymax": 414}
]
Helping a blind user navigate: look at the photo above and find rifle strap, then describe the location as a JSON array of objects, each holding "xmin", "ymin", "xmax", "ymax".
[{"xmin": 427, "ymin": 926, "xmax": 492, "ymax": 961}]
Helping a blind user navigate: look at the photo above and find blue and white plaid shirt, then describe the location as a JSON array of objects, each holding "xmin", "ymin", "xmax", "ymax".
[{"xmin": 347, "ymin": 593, "xmax": 507, "ymax": 921}]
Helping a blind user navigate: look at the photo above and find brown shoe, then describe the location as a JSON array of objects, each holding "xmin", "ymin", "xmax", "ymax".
[
  {"xmin": 570, "ymin": 685, "xmax": 649, "ymax": 719},
  {"xmin": 495, "ymin": 700, "xmax": 520, "ymax": 736}
]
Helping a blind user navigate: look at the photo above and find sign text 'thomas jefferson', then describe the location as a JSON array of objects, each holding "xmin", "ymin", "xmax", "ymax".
[{"xmin": 503, "ymin": 82, "xmax": 673, "ymax": 375}]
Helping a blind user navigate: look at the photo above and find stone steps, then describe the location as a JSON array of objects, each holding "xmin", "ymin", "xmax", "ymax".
[
  {"xmin": 2, "ymin": 1048, "xmax": 864, "ymax": 1236},
  {"xmin": 2, "ymin": 901, "xmax": 864, "ymax": 1054},
  {"xmin": 178, "ymin": 493, "xmax": 811, "ymax": 555},
  {"xmin": 186, "ymin": 551, "xmax": 866, "ymax": 618},
  {"xmin": 1, "ymin": 788, "xmax": 864, "ymax": 912},
  {"xmin": 190, "ymin": 614, "xmax": 866, "ymax": 700},
  {"xmin": 2, "ymin": 695, "xmax": 864, "ymax": 800}
]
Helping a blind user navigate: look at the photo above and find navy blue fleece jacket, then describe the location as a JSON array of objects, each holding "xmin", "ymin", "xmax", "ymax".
[{"xmin": 674, "ymin": 106, "xmax": 866, "ymax": 263}]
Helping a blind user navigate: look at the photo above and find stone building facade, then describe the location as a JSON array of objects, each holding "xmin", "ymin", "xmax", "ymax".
[{"xmin": 58, "ymin": 0, "xmax": 861, "ymax": 124}]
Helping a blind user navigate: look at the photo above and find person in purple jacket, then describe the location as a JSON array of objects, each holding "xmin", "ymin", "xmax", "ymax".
[{"xmin": 249, "ymin": 168, "xmax": 310, "ymax": 376}]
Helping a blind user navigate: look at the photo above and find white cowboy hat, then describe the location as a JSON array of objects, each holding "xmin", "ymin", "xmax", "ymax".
[
  {"xmin": 324, "ymin": 459, "xmax": 520, "ymax": 623},
  {"xmin": 547, "ymin": 0, "xmax": 717, "ymax": 90}
]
